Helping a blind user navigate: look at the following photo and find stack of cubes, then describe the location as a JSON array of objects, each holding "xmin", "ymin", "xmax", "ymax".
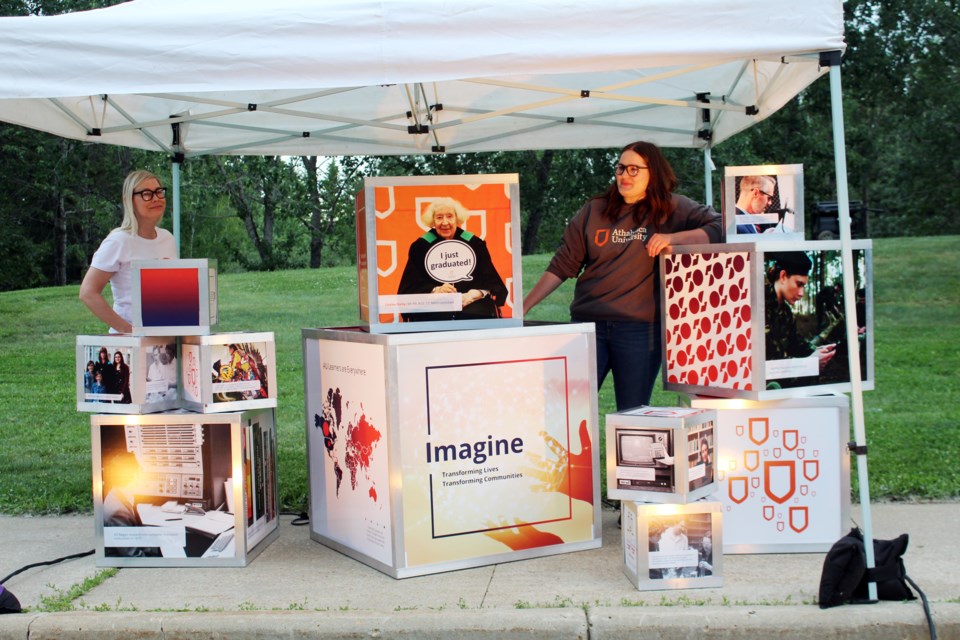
[
  {"xmin": 606, "ymin": 406, "xmax": 723, "ymax": 591},
  {"xmin": 652, "ymin": 165, "xmax": 867, "ymax": 555},
  {"xmin": 77, "ymin": 259, "xmax": 280, "ymax": 567}
]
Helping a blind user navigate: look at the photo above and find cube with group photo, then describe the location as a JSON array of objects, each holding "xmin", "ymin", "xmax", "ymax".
[
  {"xmin": 354, "ymin": 174, "xmax": 523, "ymax": 334},
  {"xmin": 76, "ymin": 334, "xmax": 179, "ymax": 414},
  {"xmin": 131, "ymin": 258, "xmax": 218, "ymax": 336},
  {"xmin": 179, "ymin": 332, "xmax": 277, "ymax": 414},
  {"xmin": 660, "ymin": 240, "xmax": 874, "ymax": 400},
  {"xmin": 606, "ymin": 406, "xmax": 717, "ymax": 504}
]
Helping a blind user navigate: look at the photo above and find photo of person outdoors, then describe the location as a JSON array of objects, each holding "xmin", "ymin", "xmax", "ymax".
[
  {"xmin": 79, "ymin": 170, "xmax": 178, "ymax": 334},
  {"xmin": 83, "ymin": 360, "xmax": 96, "ymax": 395},
  {"xmin": 523, "ymin": 141, "xmax": 722, "ymax": 410},
  {"xmin": 765, "ymin": 249, "xmax": 869, "ymax": 389},
  {"xmin": 84, "ymin": 345, "xmax": 132, "ymax": 403},
  {"xmin": 397, "ymin": 197, "xmax": 508, "ymax": 321},
  {"xmin": 112, "ymin": 350, "xmax": 132, "ymax": 403},
  {"xmin": 734, "ymin": 174, "xmax": 778, "ymax": 234},
  {"xmin": 765, "ymin": 252, "xmax": 838, "ymax": 388}
]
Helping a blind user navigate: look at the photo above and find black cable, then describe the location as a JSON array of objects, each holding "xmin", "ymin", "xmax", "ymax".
[
  {"xmin": 904, "ymin": 574, "xmax": 937, "ymax": 640},
  {"xmin": 1, "ymin": 549, "xmax": 94, "ymax": 585},
  {"xmin": 281, "ymin": 511, "xmax": 309, "ymax": 526}
]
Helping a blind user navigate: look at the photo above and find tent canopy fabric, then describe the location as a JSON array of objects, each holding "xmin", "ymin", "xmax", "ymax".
[{"xmin": 0, "ymin": 0, "xmax": 844, "ymax": 157}]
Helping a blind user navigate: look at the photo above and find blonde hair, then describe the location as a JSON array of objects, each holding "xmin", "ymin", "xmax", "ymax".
[
  {"xmin": 421, "ymin": 197, "xmax": 469, "ymax": 228},
  {"xmin": 116, "ymin": 170, "xmax": 161, "ymax": 235}
]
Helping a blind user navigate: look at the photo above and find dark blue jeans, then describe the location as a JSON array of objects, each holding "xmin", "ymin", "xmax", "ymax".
[{"xmin": 575, "ymin": 318, "xmax": 662, "ymax": 411}]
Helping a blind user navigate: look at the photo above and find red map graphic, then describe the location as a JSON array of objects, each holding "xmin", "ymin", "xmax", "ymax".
[{"xmin": 315, "ymin": 386, "xmax": 382, "ymax": 502}]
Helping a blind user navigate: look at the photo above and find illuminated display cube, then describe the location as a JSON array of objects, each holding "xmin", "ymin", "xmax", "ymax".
[
  {"xmin": 355, "ymin": 174, "xmax": 522, "ymax": 333},
  {"xmin": 302, "ymin": 324, "xmax": 600, "ymax": 578},
  {"xmin": 131, "ymin": 258, "xmax": 218, "ymax": 336},
  {"xmin": 180, "ymin": 332, "xmax": 277, "ymax": 414},
  {"xmin": 91, "ymin": 408, "xmax": 279, "ymax": 567},
  {"xmin": 605, "ymin": 406, "xmax": 717, "ymax": 504},
  {"xmin": 688, "ymin": 395, "xmax": 851, "ymax": 554},
  {"xmin": 77, "ymin": 334, "xmax": 179, "ymax": 414},
  {"xmin": 621, "ymin": 500, "xmax": 723, "ymax": 591},
  {"xmin": 659, "ymin": 240, "xmax": 873, "ymax": 400}
]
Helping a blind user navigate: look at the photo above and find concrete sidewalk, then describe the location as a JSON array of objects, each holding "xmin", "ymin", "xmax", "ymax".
[{"xmin": 0, "ymin": 503, "xmax": 957, "ymax": 639}]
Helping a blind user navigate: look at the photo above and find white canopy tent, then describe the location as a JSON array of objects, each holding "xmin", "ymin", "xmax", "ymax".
[
  {"xmin": 0, "ymin": 0, "xmax": 876, "ymax": 596},
  {"xmin": 0, "ymin": 0, "xmax": 842, "ymax": 158}
]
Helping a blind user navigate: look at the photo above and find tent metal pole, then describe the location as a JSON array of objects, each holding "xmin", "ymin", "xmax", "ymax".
[
  {"xmin": 703, "ymin": 145, "xmax": 715, "ymax": 208},
  {"xmin": 828, "ymin": 58, "xmax": 877, "ymax": 601},
  {"xmin": 172, "ymin": 159, "xmax": 182, "ymax": 255}
]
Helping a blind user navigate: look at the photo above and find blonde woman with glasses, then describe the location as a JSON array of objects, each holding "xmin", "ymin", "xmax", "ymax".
[{"xmin": 80, "ymin": 170, "xmax": 177, "ymax": 333}]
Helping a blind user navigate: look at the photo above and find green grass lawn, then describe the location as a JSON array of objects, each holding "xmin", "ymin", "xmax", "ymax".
[{"xmin": 0, "ymin": 237, "xmax": 956, "ymax": 514}]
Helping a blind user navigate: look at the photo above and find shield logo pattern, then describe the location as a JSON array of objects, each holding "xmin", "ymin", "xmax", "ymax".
[{"xmin": 717, "ymin": 408, "xmax": 843, "ymax": 549}]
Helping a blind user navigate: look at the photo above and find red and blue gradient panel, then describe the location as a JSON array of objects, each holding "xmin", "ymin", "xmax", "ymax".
[{"xmin": 139, "ymin": 268, "xmax": 200, "ymax": 327}]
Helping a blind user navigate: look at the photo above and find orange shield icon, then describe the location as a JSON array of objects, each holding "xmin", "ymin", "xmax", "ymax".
[
  {"xmin": 728, "ymin": 476, "xmax": 749, "ymax": 504},
  {"xmin": 803, "ymin": 459, "xmax": 820, "ymax": 482},
  {"xmin": 594, "ymin": 229, "xmax": 610, "ymax": 247},
  {"xmin": 748, "ymin": 418, "xmax": 769, "ymax": 445},
  {"xmin": 789, "ymin": 506, "xmax": 809, "ymax": 533},
  {"xmin": 763, "ymin": 460, "xmax": 796, "ymax": 504},
  {"xmin": 782, "ymin": 429, "xmax": 798, "ymax": 451},
  {"xmin": 763, "ymin": 505, "xmax": 775, "ymax": 521},
  {"xmin": 744, "ymin": 450, "xmax": 760, "ymax": 472}
]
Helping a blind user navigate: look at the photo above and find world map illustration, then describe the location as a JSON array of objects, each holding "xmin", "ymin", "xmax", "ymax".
[{"xmin": 314, "ymin": 387, "xmax": 382, "ymax": 502}]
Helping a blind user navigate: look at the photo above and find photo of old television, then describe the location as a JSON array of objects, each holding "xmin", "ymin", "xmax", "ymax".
[{"xmin": 615, "ymin": 428, "xmax": 674, "ymax": 493}]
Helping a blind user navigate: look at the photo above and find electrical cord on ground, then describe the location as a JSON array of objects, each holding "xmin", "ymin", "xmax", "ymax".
[
  {"xmin": 904, "ymin": 575, "xmax": 937, "ymax": 640},
  {"xmin": 1, "ymin": 549, "xmax": 95, "ymax": 615},
  {"xmin": 1, "ymin": 549, "xmax": 94, "ymax": 586}
]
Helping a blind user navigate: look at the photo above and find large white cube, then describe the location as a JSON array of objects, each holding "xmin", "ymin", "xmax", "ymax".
[
  {"xmin": 606, "ymin": 407, "xmax": 717, "ymax": 504},
  {"xmin": 621, "ymin": 500, "xmax": 723, "ymax": 591},
  {"xmin": 688, "ymin": 395, "xmax": 851, "ymax": 553},
  {"xmin": 660, "ymin": 240, "xmax": 874, "ymax": 399},
  {"xmin": 355, "ymin": 174, "xmax": 523, "ymax": 333},
  {"xmin": 77, "ymin": 334, "xmax": 179, "ymax": 414},
  {"xmin": 303, "ymin": 324, "xmax": 600, "ymax": 578},
  {"xmin": 131, "ymin": 258, "xmax": 218, "ymax": 336},
  {"xmin": 179, "ymin": 332, "xmax": 277, "ymax": 414},
  {"xmin": 91, "ymin": 409, "xmax": 279, "ymax": 567}
]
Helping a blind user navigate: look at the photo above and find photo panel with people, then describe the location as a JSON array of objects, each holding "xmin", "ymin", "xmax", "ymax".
[{"xmin": 762, "ymin": 244, "xmax": 873, "ymax": 391}]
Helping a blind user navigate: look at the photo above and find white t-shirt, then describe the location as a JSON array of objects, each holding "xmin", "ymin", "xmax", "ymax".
[{"xmin": 90, "ymin": 228, "xmax": 178, "ymax": 327}]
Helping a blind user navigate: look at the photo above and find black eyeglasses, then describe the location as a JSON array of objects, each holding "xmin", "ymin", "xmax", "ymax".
[
  {"xmin": 615, "ymin": 163, "xmax": 648, "ymax": 177},
  {"xmin": 754, "ymin": 187, "xmax": 774, "ymax": 199},
  {"xmin": 133, "ymin": 187, "xmax": 167, "ymax": 201}
]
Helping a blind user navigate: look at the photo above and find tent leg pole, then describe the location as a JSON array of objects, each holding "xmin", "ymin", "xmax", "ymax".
[
  {"xmin": 828, "ymin": 60, "xmax": 877, "ymax": 602},
  {"xmin": 172, "ymin": 159, "xmax": 182, "ymax": 256},
  {"xmin": 703, "ymin": 146, "xmax": 715, "ymax": 208}
]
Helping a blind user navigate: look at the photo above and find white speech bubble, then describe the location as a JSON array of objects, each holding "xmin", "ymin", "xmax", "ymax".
[{"xmin": 424, "ymin": 240, "xmax": 476, "ymax": 284}]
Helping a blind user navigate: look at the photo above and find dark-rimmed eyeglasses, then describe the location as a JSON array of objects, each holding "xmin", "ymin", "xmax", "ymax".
[
  {"xmin": 133, "ymin": 187, "xmax": 167, "ymax": 201},
  {"xmin": 754, "ymin": 187, "xmax": 774, "ymax": 199},
  {"xmin": 615, "ymin": 163, "xmax": 648, "ymax": 177}
]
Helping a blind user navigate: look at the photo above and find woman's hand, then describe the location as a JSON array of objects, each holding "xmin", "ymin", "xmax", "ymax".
[
  {"xmin": 646, "ymin": 232, "xmax": 673, "ymax": 256},
  {"xmin": 461, "ymin": 289, "xmax": 486, "ymax": 307},
  {"xmin": 431, "ymin": 283, "xmax": 456, "ymax": 294}
]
